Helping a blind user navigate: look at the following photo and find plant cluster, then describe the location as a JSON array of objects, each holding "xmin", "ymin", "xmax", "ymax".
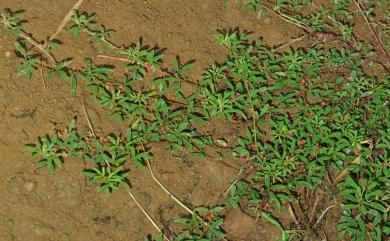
[
  {"xmin": 222, "ymin": 1, "xmax": 390, "ymax": 241},
  {"xmin": 2, "ymin": 8, "xmax": 223, "ymax": 240},
  {"xmin": 2, "ymin": 1, "xmax": 390, "ymax": 241}
]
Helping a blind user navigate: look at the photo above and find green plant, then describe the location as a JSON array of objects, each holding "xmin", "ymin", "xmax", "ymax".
[
  {"xmin": 25, "ymin": 134, "xmax": 66, "ymax": 173},
  {"xmin": 219, "ymin": 1, "xmax": 389, "ymax": 240},
  {"xmin": 4, "ymin": 1, "xmax": 389, "ymax": 240},
  {"xmin": 84, "ymin": 164, "xmax": 129, "ymax": 195},
  {"xmin": 175, "ymin": 206, "xmax": 225, "ymax": 241}
]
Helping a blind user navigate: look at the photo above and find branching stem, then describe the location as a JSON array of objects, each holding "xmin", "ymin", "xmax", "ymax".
[{"xmin": 19, "ymin": 30, "xmax": 57, "ymax": 63}]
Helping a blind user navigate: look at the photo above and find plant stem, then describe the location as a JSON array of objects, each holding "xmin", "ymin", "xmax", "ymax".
[
  {"xmin": 313, "ymin": 204, "xmax": 336, "ymax": 228},
  {"xmin": 39, "ymin": 66, "xmax": 46, "ymax": 91},
  {"xmin": 19, "ymin": 30, "xmax": 57, "ymax": 63},
  {"xmin": 223, "ymin": 164, "xmax": 246, "ymax": 196},
  {"xmin": 140, "ymin": 143, "xmax": 195, "ymax": 215},
  {"xmin": 126, "ymin": 190, "xmax": 171, "ymax": 241},
  {"xmin": 83, "ymin": 29, "xmax": 119, "ymax": 49},
  {"xmin": 140, "ymin": 142, "xmax": 229, "ymax": 241},
  {"xmin": 334, "ymin": 156, "xmax": 360, "ymax": 183},
  {"xmin": 309, "ymin": 189, "xmax": 323, "ymax": 223},
  {"xmin": 82, "ymin": 103, "xmax": 96, "ymax": 137},
  {"xmin": 260, "ymin": 2, "xmax": 308, "ymax": 31},
  {"xmin": 275, "ymin": 35, "xmax": 306, "ymax": 52},
  {"xmin": 287, "ymin": 203, "xmax": 300, "ymax": 227},
  {"xmin": 96, "ymin": 54, "xmax": 130, "ymax": 62},
  {"xmin": 353, "ymin": 0, "xmax": 389, "ymax": 58},
  {"xmin": 2, "ymin": 15, "xmax": 57, "ymax": 63},
  {"xmin": 49, "ymin": 0, "xmax": 84, "ymax": 41}
]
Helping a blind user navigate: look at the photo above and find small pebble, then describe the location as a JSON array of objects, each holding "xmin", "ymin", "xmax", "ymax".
[
  {"xmin": 5, "ymin": 51, "xmax": 11, "ymax": 58},
  {"xmin": 24, "ymin": 181, "xmax": 35, "ymax": 191},
  {"xmin": 263, "ymin": 17, "xmax": 271, "ymax": 24}
]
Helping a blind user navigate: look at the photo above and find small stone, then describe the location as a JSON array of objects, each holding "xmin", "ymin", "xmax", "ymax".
[
  {"xmin": 263, "ymin": 17, "xmax": 271, "ymax": 24},
  {"xmin": 4, "ymin": 51, "xmax": 11, "ymax": 58},
  {"xmin": 24, "ymin": 181, "xmax": 35, "ymax": 191}
]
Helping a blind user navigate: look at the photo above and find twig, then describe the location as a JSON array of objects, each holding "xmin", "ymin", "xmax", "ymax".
[
  {"xmin": 140, "ymin": 143, "xmax": 229, "ymax": 241},
  {"xmin": 81, "ymin": 103, "xmax": 96, "ymax": 137},
  {"xmin": 49, "ymin": 0, "xmax": 85, "ymax": 41},
  {"xmin": 309, "ymin": 189, "xmax": 323, "ymax": 222},
  {"xmin": 140, "ymin": 143, "xmax": 194, "ymax": 215},
  {"xmin": 287, "ymin": 203, "xmax": 300, "ymax": 226},
  {"xmin": 223, "ymin": 165, "xmax": 246, "ymax": 196},
  {"xmin": 278, "ymin": 12, "xmax": 309, "ymax": 31},
  {"xmin": 260, "ymin": 3, "xmax": 308, "ymax": 31},
  {"xmin": 126, "ymin": 190, "xmax": 171, "ymax": 241},
  {"xmin": 39, "ymin": 66, "xmax": 46, "ymax": 91},
  {"xmin": 334, "ymin": 156, "xmax": 360, "ymax": 183},
  {"xmin": 97, "ymin": 54, "xmax": 131, "ymax": 63},
  {"xmin": 353, "ymin": 0, "xmax": 389, "ymax": 58},
  {"xmin": 275, "ymin": 35, "xmax": 306, "ymax": 52},
  {"xmin": 313, "ymin": 205, "xmax": 336, "ymax": 228}
]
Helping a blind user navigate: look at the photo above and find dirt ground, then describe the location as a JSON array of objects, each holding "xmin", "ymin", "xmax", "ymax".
[{"xmin": 0, "ymin": 1, "xmax": 342, "ymax": 241}]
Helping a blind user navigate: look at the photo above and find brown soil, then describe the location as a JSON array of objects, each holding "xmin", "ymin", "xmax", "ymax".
[{"xmin": 0, "ymin": 1, "xmax": 344, "ymax": 241}]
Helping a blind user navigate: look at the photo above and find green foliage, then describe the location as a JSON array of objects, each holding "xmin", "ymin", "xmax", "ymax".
[
  {"xmin": 84, "ymin": 165, "xmax": 129, "ymax": 195},
  {"xmin": 14, "ymin": 41, "xmax": 39, "ymax": 80},
  {"xmin": 25, "ymin": 119, "xmax": 145, "ymax": 195},
  {"xmin": 25, "ymin": 134, "xmax": 66, "ymax": 173},
  {"xmin": 175, "ymin": 206, "xmax": 225, "ymax": 241},
  {"xmin": 3, "ymin": 1, "xmax": 388, "ymax": 240},
  {"xmin": 68, "ymin": 11, "xmax": 95, "ymax": 37},
  {"xmin": 337, "ymin": 175, "xmax": 389, "ymax": 241},
  {"xmin": 115, "ymin": 40, "xmax": 163, "ymax": 80},
  {"xmin": 1, "ymin": 9, "xmax": 23, "ymax": 33},
  {"xmin": 219, "ymin": 1, "xmax": 390, "ymax": 240},
  {"xmin": 47, "ymin": 59, "xmax": 72, "ymax": 81}
]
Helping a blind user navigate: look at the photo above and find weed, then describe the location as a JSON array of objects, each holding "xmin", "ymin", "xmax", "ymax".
[
  {"xmin": 175, "ymin": 206, "xmax": 225, "ymax": 241},
  {"xmin": 3, "ymin": 1, "xmax": 390, "ymax": 240}
]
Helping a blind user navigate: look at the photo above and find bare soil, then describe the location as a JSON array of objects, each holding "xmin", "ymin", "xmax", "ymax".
[{"xmin": 0, "ymin": 1, "xmax": 343, "ymax": 241}]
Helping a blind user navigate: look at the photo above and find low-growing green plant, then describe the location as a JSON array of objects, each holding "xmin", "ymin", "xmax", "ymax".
[
  {"xmin": 25, "ymin": 119, "xmax": 133, "ymax": 194},
  {"xmin": 220, "ymin": 1, "xmax": 389, "ymax": 241},
  {"xmin": 3, "ymin": 1, "xmax": 390, "ymax": 240},
  {"xmin": 175, "ymin": 206, "xmax": 225, "ymax": 241}
]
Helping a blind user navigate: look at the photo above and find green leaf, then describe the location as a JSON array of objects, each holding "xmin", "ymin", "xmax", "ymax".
[
  {"xmin": 70, "ymin": 73, "xmax": 77, "ymax": 96},
  {"xmin": 345, "ymin": 176, "xmax": 360, "ymax": 191},
  {"xmin": 368, "ymin": 201, "xmax": 386, "ymax": 212},
  {"xmin": 15, "ymin": 41, "xmax": 26, "ymax": 56},
  {"xmin": 261, "ymin": 212, "xmax": 283, "ymax": 230}
]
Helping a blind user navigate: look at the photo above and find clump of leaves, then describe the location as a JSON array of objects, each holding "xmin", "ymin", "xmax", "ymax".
[
  {"xmin": 175, "ymin": 206, "xmax": 225, "ymax": 241},
  {"xmin": 25, "ymin": 119, "xmax": 138, "ymax": 195},
  {"xmin": 205, "ymin": 27, "xmax": 389, "ymax": 241}
]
